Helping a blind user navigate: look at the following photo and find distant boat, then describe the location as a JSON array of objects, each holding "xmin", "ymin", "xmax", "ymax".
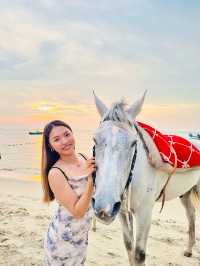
[
  {"xmin": 28, "ymin": 131, "xmax": 43, "ymax": 135},
  {"xmin": 189, "ymin": 133, "xmax": 200, "ymax": 140}
]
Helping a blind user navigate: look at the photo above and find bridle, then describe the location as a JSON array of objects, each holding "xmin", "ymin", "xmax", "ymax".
[
  {"xmin": 92, "ymin": 119, "xmax": 174, "ymax": 214},
  {"xmin": 92, "ymin": 145, "xmax": 96, "ymax": 184},
  {"xmin": 92, "ymin": 132, "xmax": 138, "ymax": 200},
  {"xmin": 123, "ymin": 142, "xmax": 137, "ymax": 198}
]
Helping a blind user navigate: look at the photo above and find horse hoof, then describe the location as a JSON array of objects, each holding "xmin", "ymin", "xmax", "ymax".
[
  {"xmin": 184, "ymin": 251, "xmax": 192, "ymax": 257},
  {"xmin": 135, "ymin": 247, "xmax": 146, "ymax": 264}
]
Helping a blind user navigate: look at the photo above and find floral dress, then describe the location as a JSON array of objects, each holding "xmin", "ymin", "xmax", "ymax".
[{"xmin": 44, "ymin": 166, "xmax": 93, "ymax": 266}]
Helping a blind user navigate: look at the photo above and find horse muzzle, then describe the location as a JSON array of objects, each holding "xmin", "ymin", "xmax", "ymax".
[{"xmin": 92, "ymin": 198, "xmax": 121, "ymax": 224}]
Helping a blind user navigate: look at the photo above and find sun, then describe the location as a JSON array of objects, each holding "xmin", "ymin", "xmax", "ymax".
[
  {"xmin": 37, "ymin": 105, "xmax": 52, "ymax": 111},
  {"xmin": 31, "ymin": 101, "xmax": 59, "ymax": 112}
]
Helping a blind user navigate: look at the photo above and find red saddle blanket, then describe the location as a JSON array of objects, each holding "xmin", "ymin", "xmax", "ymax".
[{"xmin": 138, "ymin": 121, "xmax": 200, "ymax": 169}]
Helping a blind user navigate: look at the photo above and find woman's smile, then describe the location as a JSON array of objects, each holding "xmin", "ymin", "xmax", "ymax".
[{"xmin": 62, "ymin": 144, "xmax": 73, "ymax": 151}]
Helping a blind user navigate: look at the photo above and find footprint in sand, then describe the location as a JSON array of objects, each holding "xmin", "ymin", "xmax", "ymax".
[
  {"xmin": 6, "ymin": 207, "xmax": 30, "ymax": 216},
  {"xmin": 0, "ymin": 238, "xmax": 9, "ymax": 243},
  {"xmin": 103, "ymin": 234, "xmax": 112, "ymax": 240},
  {"xmin": 107, "ymin": 251, "xmax": 120, "ymax": 258}
]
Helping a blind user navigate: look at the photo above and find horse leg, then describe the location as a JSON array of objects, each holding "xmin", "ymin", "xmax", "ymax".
[
  {"xmin": 134, "ymin": 206, "xmax": 153, "ymax": 265},
  {"xmin": 180, "ymin": 190, "xmax": 196, "ymax": 257},
  {"xmin": 119, "ymin": 210, "xmax": 134, "ymax": 266}
]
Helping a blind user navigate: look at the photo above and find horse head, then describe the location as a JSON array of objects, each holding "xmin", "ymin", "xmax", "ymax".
[{"xmin": 92, "ymin": 91, "xmax": 146, "ymax": 224}]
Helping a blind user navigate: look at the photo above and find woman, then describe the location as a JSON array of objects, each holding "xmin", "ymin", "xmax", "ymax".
[{"xmin": 41, "ymin": 120, "xmax": 95, "ymax": 266}]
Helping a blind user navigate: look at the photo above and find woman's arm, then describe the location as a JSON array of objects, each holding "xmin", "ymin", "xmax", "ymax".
[{"xmin": 48, "ymin": 158, "xmax": 95, "ymax": 219}]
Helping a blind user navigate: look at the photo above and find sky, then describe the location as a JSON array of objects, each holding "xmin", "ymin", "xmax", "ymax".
[{"xmin": 0, "ymin": 0, "xmax": 200, "ymax": 131}]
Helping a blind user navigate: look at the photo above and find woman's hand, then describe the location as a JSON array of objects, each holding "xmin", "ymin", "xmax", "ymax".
[{"xmin": 84, "ymin": 157, "xmax": 96, "ymax": 178}]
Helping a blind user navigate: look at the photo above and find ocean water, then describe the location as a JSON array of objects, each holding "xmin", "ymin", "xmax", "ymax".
[
  {"xmin": 0, "ymin": 126, "xmax": 95, "ymax": 182},
  {"xmin": 0, "ymin": 126, "xmax": 199, "ymax": 182}
]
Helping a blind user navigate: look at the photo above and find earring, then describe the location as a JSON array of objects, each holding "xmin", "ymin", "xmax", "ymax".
[{"xmin": 50, "ymin": 147, "xmax": 54, "ymax": 152}]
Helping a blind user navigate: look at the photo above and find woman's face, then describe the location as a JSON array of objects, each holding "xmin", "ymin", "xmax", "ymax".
[{"xmin": 49, "ymin": 126, "xmax": 75, "ymax": 155}]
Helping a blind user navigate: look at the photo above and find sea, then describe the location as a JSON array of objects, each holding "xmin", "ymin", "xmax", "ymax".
[
  {"xmin": 0, "ymin": 125, "xmax": 95, "ymax": 182},
  {"xmin": 0, "ymin": 126, "xmax": 199, "ymax": 183}
]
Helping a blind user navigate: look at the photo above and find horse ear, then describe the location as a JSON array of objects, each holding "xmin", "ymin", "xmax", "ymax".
[
  {"xmin": 127, "ymin": 90, "xmax": 147, "ymax": 120},
  {"xmin": 93, "ymin": 90, "xmax": 108, "ymax": 117}
]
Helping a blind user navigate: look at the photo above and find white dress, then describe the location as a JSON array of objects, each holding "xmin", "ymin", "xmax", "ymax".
[{"xmin": 44, "ymin": 167, "xmax": 93, "ymax": 266}]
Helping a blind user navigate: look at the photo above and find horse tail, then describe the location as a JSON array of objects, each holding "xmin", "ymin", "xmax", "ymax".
[{"xmin": 191, "ymin": 181, "xmax": 200, "ymax": 211}]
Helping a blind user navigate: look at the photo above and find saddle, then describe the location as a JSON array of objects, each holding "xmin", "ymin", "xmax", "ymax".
[
  {"xmin": 134, "ymin": 122, "xmax": 200, "ymax": 211},
  {"xmin": 137, "ymin": 121, "xmax": 200, "ymax": 173}
]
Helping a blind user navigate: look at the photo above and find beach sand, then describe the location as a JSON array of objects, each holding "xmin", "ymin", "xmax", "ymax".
[{"xmin": 0, "ymin": 177, "xmax": 199, "ymax": 266}]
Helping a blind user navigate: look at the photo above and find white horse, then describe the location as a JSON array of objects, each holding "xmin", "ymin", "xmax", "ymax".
[{"xmin": 92, "ymin": 92, "xmax": 200, "ymax": 266}]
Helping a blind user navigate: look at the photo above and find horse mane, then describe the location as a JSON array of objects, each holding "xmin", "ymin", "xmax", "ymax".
[
  {"xmin": 103, "ymin": 100, "xmax": 130, "ymax": 124},
  {"xmin": 135, "ymin": 124, "xmax": 177, "ymax": 173},
  {"xmin": 102, "ymin": 100, "xmax": 177, "ymax": 174}
]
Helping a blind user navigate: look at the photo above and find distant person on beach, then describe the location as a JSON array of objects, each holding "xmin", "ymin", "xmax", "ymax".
[{"xmin": 41, "ymin": 120, "xmax": 95, "ymax": 265}]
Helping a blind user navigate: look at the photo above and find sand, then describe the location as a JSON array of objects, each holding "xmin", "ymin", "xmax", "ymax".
[{"xmin": 0, "ymin": 177, "xmax": 199, "ymax": 266}]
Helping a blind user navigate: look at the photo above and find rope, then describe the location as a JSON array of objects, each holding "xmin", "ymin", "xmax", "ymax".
[{"xmin": 156, "ymin": 143, "xmax": 178, "ymax": 212}]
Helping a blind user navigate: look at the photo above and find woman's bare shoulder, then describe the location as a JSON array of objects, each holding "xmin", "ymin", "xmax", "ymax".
[{"xmin": 48, "ymin": 166, "xmax": 65, "ymax": 182}]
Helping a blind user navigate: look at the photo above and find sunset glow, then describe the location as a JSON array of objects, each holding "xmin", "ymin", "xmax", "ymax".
[
  {"xmin": 0, "ymin": 1, "xmax": 199, "ymax": 131},
  {"xmin": 31, "ymin": 101, "xmax": 61, "ymax": 112}
]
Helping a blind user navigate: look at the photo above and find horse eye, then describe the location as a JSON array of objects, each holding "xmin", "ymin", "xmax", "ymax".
[{"xmin": 131, "ymin": 140, "xmax": 137, "ymax": 147}]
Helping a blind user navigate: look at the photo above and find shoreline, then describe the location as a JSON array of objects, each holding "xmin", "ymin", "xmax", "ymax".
[{"xmin": 0, "ymin": 170, "xmax": 41, "ymax": 185}]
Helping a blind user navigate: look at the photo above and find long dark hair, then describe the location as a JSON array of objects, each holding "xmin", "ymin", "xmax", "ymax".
[{"xmin": 41, "ymin": 120, "xmax": 73, "ymax": 203}]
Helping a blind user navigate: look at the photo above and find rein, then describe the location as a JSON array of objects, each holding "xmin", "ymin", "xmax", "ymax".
[
  {"xmin": 93, "ymin": 121, "xmax": 177, "ymax": 214},
  {"xmin": 92, "ymin": 145, "xmax": 96, "ymax": 184},
  {"xmin": 156, "ymin": 144, "xmax": 177, "ymax": 212},
  {"xmin": 124, "ymin": 143, "xmax": 137, "ymax": 195}
]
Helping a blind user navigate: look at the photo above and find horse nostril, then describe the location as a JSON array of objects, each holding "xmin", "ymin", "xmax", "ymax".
[
  {"xmin": 99, "ymin": 209, "xmax": 105, "ymax": 218},
  {"xmin": 112, "ymin": 202, "xmax": 121, "ymax": 216},
  {"xmin": 92, "ymin": 198, "xmax": 95, "ymax": 208}
]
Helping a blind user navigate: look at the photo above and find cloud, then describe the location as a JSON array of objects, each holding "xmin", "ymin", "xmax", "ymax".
[
  {"xmin": 0, "ymin": 4, "xmax": 144, "ymax": 83},
  {"xmin": 0, "ymin": 0, "xmax": 199, "ymax": 128},
  {"xmin": 30, "ymin": 101, "xmax": 95, "ymax": 115},
  {"xmin": 0, "ymin": 1, "xmax": 199, "ymax": 85},
  {"xmin": 0, "ymin": 9, "xmax": 63, "ymax": 57}
]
